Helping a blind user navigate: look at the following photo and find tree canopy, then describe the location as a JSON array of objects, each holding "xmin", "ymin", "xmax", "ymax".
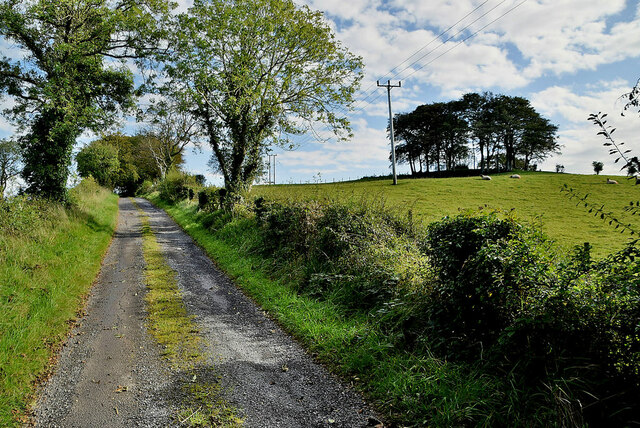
[
  {"xmin": 393, "ymin": 92, "xmax": 559, "ymax": 175},
  {"xmin": 592, "ymin": 160, "xmax": 604, "ymax": 175},
  {"xmin": 159, "ymin": 0, "xmax": 363, "ymax": 193},
  {"xmin": 0, "ymin": 0, "xmax": 171, "ymax": 200},
  {"xmin": 142, "ymin": 100, "xmax": 202, "ymax": 180},
  {"xmin": 79, "ymin": 133, "xmax": 173, "ymax": 195},
  {"xmin": 76, "ymin": 141, "xmax": 120, "ymax": 189}
]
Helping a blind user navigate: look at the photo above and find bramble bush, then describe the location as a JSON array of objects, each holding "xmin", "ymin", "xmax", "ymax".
[
  {"xmin": 158, "ymin": 170, "xmax": 195, "ymax": 203},
  {"xmin": 253, "ymin": 199, "xmax": 640, "ymax": 424},
  {"xmin": 256, "ymin": 199, "xmax": 431, "ymax": 310},
  {"xmin": 0, "ymin": 177, "xmax": 104, "ymax": 235}
]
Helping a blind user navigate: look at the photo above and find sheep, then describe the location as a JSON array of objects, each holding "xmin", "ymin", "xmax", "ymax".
[
  {"xmin": 481, "ymin": 175, "xmax": 491, "ymax": 180},
  {"xmin": 510, "ymin": 174, "xmax": 521, "ymax": 179},
  {"xmin": 607, "ymin": 178, "xmax": 618, "ymax": 184}
]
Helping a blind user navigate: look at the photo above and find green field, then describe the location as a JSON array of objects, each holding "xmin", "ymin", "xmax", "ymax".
[{"xmin": 253, "ymin": 171, "xmax": 640, "ymax": 257}]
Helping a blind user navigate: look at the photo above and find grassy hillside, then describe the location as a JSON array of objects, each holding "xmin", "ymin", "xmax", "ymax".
[
  {"xmin": 0, "ymin": 179, "xmax": 118, "ymax": 426},
  {"xmin": 253, "ymin": 171, "xmax": 640, "ymax": 257}
]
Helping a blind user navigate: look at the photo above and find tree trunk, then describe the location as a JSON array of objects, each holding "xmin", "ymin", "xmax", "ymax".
[
  {"xmin": 21, "ymin": 110, "xmax": 77, "ymax": 201},
  {"xmin": 409, "ymin": 154, "xmax": 416, "ymax": 175}
]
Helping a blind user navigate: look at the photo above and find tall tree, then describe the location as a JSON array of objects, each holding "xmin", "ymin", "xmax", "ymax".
[
  {"xmin": 76, "ymin": 141, "xmax": 120, "ymax": 188},
  {"xmin": 0, "ymin": 0, "xmax": 170, "ymax": 200},
  {"xmin": 394, "ymin": 101, "xmax": 470, "ymax": 174},
  {"xmin": 396, "ymin": 92, "xmax": 558, "ymax": 175},
  {"xmin": 518, "ymin": 115, "xmax": 559, "ymax": 169},
  {"xmin": 495, "ymin": 95, "xmax": 528, "ymax": 171},
  {"xmin": 161, "ymin": 0, "xmax": 363, "ymax": 194},
  {"xmin": 441, "ymin": 100, "xmax": 469, "ymax": 170},
  {"xmin": 462, "ymin": 92, "xmax": 501, "ymax": 173},
  {"xmin": 89, "ymin": 133, "xmax": 167, "ymax": 195},
  {"xmin": 493, "ymin": 95, "xmax": 558, "ymax": 171},
  {"xmin": 142, "ymin": 100, "xmax": 201, "ymax": 179},
  {"xmin": 394, "ymin": 111, "xmax": 429, "ymax": 174},
  {"xmin": 0, "ymin": 138, "xmax": 20, "ymax": 197}
]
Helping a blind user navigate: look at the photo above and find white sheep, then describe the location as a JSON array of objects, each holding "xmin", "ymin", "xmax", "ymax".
[
  {"xmin": 510, "ymin": 174, "xmax": 521, "ymax": 179},
  {"xmin": 481, "ymin": 175, "xmax": 491, "ymax": 180},
  {"xmin": 607, "ymin": 178, "xmax": 618, "ymax": 184}
]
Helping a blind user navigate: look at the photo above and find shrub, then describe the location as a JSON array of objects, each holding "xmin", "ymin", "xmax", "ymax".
[
  {"xmin": 416, "ymin": 213, "xmax": 557, "ymax": 358},
  {"xmin": 136, "ymin": 179, "xmax": 154, "ymax": 196},
  {"xmin": 0, "ymin": 195, "xmax": 53, "ymax": 236},
  {"xmin": 424, "ymin": 213, "xmax": 640, "ymax": 423},
  {"xmin": 194, "ymin": 195, "xmax": 640, "ymax": 425},
  {"xmin": 158, "ymin": 170, "xmax": 194, "ymax": 203},
  {"xmin": 256, "ymin": 199, "xmax": 429, "ymax": 310},
  {"xmin": 198, "ymin": 187, "xmax": 220, "ymax": 212}
]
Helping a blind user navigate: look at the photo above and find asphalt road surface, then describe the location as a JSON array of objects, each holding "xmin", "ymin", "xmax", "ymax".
[{"xmin": 33, "ymin": 197, "xmax": 380, "ymax": 427}]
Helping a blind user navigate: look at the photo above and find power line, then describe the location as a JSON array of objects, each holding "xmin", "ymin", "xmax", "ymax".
[
  {"xmin": 332, "ymin": 0, "xmax": 511, "ymax": 121},
  {"xmin": 349, "ymin": 0, "xmax": 499, "ymax": 113},
  {"xmin": 294, "ymin": 3, "xmax": 504, "ymax": 147},
  {"xmin": 294, "ymin": 0, "xmax": 529, "ymax": 147},
  {"xmin": 401, "ymin": 0, "xmax": 529, "ymax": 82},
  {"xmin": 383, "ymin": 0, "xmax": 509, "ymax": 85}
]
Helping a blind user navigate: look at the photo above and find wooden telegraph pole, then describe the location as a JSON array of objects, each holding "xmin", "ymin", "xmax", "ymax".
[
  {"xmin": 378, "ymin": 80, "xmax": 401, "ymax": 185},
  {"xmin": 273, "ymin": 154, "xmax": 277, "ymax": 184}
]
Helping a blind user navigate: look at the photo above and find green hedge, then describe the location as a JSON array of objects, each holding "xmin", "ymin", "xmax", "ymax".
[{"xmin": 152, "ymin": 190, "xmax": 640, "ymax": 426}]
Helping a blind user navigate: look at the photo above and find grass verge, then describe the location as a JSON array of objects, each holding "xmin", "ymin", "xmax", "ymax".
[
  {"xmin": 135, "ymin": 201, "xmax": 242, "ymax": 427},
  {"xmin": 146, "ymin": 194, "xmax": 522, "ymax": 426},
  {"xmin": 0, "ymin": 180, "xmax": 118, "ymax": 426}
]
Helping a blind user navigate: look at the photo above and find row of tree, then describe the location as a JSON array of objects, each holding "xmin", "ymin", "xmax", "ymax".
[
  {"xmin": 76, "ymin": 132, "xmax": 188, "ymax": 195},
  {"xmin": 0, "ymin": 0, "xmax": 362, "ymax": 201},
  {"xmin": 393, "ymin": 92, "xmax": 560, "ymax": 175}
]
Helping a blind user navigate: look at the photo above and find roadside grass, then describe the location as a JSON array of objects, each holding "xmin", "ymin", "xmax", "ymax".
[
  {"xmin": 147, "ymin": 194, "xmax": 522, "ymax": 426},
  {"xmin": 252, "ymin": 171, "xmax": 640, "ymax": 257},
  {"xmin": 138, "ymin": 208, "xmax": 203, "ymax": 369},
  {"xmin": 135, "ymin": 202, "xmax": 242, "ymax": 427},
  {"xmin": 0, "ymin": 179, "xmax": 118, "ymax": 427}
]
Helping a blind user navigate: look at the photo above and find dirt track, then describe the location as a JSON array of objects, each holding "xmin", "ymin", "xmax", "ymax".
[{"xmin": 33, "ymin": 197, "xmax": 379, "ymax": 427}]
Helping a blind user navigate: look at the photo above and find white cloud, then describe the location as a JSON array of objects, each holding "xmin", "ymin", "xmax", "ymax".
[
  {"xmin": 532, "ymin": 78, "xmax": 640, "ymax": 175},
  {"xmin": 531, "ymin": 81, "xmax": 634, "ymax": 123},
  {"xmin": 303, "ymin": 0, "xmax": 640, "ymax": 102},
  {"xmin": 279, "ymin": 119, "xmax": 390, "ymax": 173}
]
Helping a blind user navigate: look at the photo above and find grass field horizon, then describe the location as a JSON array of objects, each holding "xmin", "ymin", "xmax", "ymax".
[{"xmin": 252, "ymin": 170, "xmax": 640, "ymax": 257}]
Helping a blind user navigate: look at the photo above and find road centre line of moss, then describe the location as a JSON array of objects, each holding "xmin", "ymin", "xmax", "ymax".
[{"xmin": 132, "ymin": 199, "xmax": 242, "ymax": 427}]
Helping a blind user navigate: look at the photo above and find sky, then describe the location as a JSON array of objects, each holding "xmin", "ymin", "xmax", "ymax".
[{"xmin": 1, "ymin": 0, "xmax": 640, "ymax": 187}]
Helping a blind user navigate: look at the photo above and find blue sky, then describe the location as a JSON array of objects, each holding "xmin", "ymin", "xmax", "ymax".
[
  {"xmin": 186, "ymin": 0, "xmax": 640, "ymax": 185},
  {"xmin": 2, "ymin": 0, "xmax": 640, "ymax": 187}
]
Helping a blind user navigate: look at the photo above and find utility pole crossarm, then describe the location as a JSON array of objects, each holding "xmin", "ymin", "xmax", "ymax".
[{"xmin": 377, "ymin": 80, "xmax": 401, "ymax": 185}]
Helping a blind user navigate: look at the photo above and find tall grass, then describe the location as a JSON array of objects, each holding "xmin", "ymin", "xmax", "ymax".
[{"xmin": 0, "ymin": 179, "xmax": 118, "ymax": 426}]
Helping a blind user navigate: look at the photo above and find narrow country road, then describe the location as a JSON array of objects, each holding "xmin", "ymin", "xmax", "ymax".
[
  {"xmin": 34, "ymin": 198, "xmax": 172, "ymax": 427},
  {"xmin": 33, "ymin": 197, "xmax": 380, "ymax": 427}
]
